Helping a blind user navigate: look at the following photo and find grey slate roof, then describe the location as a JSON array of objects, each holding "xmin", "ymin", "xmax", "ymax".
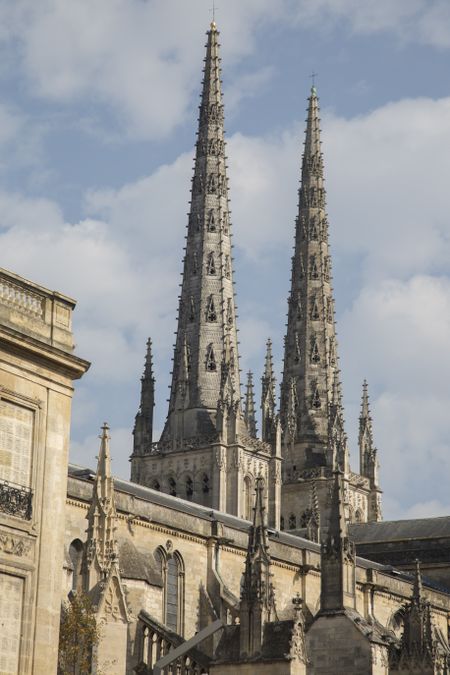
[
  {"xmin": 350, "ymin": 517, "xmax": 450, "ymax": 543},
  {"xmin": 118, "ymin": 538, "xmax": 162, "ymax": 587}
]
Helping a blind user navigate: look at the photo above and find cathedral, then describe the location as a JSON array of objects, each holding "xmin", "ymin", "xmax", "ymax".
[{"xmin": 1, "ymin": 20, "xmax": 450, "ymax": 675}]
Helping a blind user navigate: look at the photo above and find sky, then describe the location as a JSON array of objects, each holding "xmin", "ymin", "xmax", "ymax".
[{"xmin": 1, "ymin": 0, "xmax": 450, "ymax": 520}]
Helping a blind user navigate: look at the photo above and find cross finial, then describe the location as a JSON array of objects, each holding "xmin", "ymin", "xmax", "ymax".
[
  {"xmin": 210, "ymin": 0, "xmax": 218, "ymax": 29},
  {"xmin": 310, "ymin": 71, "xmax": 318, "ymax": 94}
]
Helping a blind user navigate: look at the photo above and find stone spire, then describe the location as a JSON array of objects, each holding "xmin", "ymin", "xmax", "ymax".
[
  {"xmin": 359, "ymin": 380, "xmax": 377, "ymax": 478},
  {"xmin": 320, "ymin": 471, "xmax": 356, "ymax": 613},
  {"xmin": 358, "ymin": 380, "xmax": 382, "ymax": 521},
  {"xmin": 132, "ymin": 339, "xmax": 155, "ymax": 462},
  {"xmin": 244, "ymin": 371, "xmax": 257, "ymax": 438},
  {"xmin": 261, "ymin": 338, "xmax": 276, "ymax": 442},
  {"xmin": 280, "ymin": 86, "xmax": 343, "ymax": 472},
  {"xmin": 240, "ymin": 475, "xmax": 277, "ymax": 657},
  {"xmin": 86, "ymin": 424, "xmax": 119, "ymax": 583},
  {"xmin": 161, "ymin": 22, "xmax": 241, "ymax": 446}
]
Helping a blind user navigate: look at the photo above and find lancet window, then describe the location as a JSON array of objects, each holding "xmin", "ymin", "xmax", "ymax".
[
  {"xmin": 311, "ymin": 339, "xmax": 320, "ymax": 364},
  {"xmin": 226, "ymin": 298, "xmax": 233, "ymax": 326},
  {"xmin": 206, "ymin": 345, "xmax": 216, "ymax": 372},
  {"xmin": 69, "ymin": 539, "xmax": 84, "ymax": 593},
  {"xmin": 207, "ymin": 174, "xmax": 216, "ymax": 193},
  {"xmin": 168, "ymin": 477, "xmax": 177, "ymax": 497},
  {"xmin": 155, "ymin": 547, "xmax": 185, "ymax": 635},
  {"xmin": 207, "ymin": 252, "xmax": 216, "ymax": 275},
  {"xmin": 206, "ymin": 295, "xmax": 217, "ymax": 322},
  {"xmin": 185, "ymin": 477, "xmax": 193, "ymax": 501},
  {"xmin": 311, "ymin": 297, "xmax": 320, "ymax": 320},
  {"xmin": 224, "ymin": 255, "xmax": 231, "ymax": 279},
  {"xmin": 243, "ymin": 476, "xmax": 253, "ymax": 520},
  {"xmin": 326, "ymin": 298, "xmax": 333, "ymax": 323},
  {"xmin": 312, "ymin": 387, "xmax": 321, "ymax": 409},
  {"xmin": 310, "ymin": 256, "xmax": 319, "ymax": 280},
  {"xmin": 207, "ymin": 209, "xmax": 216, "ymax": 232}
]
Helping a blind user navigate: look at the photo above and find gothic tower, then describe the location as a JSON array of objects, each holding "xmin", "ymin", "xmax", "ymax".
[
  {"xmin": 160, "ymin": 20, "xmax": 242, "ymax": 445},
  {"xmin": 279, "ymin": 87, "xmax": 382, "ymax": 529},
  {"xmin": 130, "ymin": 23, "xmax": 281, "ymax": 525}
]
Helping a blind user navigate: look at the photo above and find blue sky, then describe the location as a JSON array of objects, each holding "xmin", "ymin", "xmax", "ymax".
[{"xmin": 1, "ymin": 0, "xmax": 450, "ymax": 519}]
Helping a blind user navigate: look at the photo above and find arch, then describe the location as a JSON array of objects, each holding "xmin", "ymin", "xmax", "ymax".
[
  {"xmin": 185, "ymin": 476, "xmax": 193, "ymax": 501},
  {"xmin": 68, "ymin": 539, "xmax": 84, "ymax": 592},
  {"xmin": 168, "ymin": 476, "xmax": 177, "ymax": 497},
  {"xmin": 243, "ymin": 475, "xmax": 253, "ymax": 520},
  {"xmin": 201, "ymin": 473, "xmax": 211, "ymax": 507},
  {"xmin": 355, "ymin": 508, "xmax": 363, "ymax": 523},
  {"xmin": 155, "ymin": 547, "xmax": 185, "ymax": 635}
]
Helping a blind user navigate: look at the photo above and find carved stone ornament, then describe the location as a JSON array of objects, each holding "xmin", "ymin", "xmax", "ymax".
[
  {"xmin": 0, "ymin": 533, "xmax": 32, "ymax": 557},
  {"xmin": 215, "ymin": 448, "xmax": 225, "ymax": 469}
]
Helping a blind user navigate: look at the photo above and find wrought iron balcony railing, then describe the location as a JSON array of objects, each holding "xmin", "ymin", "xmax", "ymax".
[{"xmin": 0, "ymin": 479, "xmax": 33, "ymax": 520}]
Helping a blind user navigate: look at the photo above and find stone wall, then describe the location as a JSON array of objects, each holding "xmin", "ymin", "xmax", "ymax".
[{"xmin": 0, "ymin": 268, "xmax": 89, "ymax": 675}]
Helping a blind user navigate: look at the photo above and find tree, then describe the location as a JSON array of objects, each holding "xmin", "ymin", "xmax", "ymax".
[{"xmin": 58, "ymin": 593, "xmax": 99, "ymax": 675}]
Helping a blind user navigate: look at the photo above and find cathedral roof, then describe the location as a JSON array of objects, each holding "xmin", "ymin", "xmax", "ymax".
[{"xmin": 350, "ymin": 516, "xmax": 450, "ymax": 543}]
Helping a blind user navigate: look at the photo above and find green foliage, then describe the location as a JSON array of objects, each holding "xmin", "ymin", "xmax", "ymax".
[{"xmin": 58, "ymin": 593, "xmax": 99, "ymax": 675}]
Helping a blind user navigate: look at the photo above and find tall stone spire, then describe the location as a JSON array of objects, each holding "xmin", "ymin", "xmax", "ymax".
[
  {"xmin": 86, "ymin": 424, "xmax": 119, "ymax": 583},
  {"xmin": 280, "ymin": 86, "xmax": 343, "ymax": 472},
  {"xmin": 131, "ymin": 339, "xmax": 155, "ymax": 476},
  {"xmin": 244, "ymin": 371, "xmax": 257, "ymax": 438},
  {"xmin": 261, "ymin": 338, "xmax": 276, "ymax": 442},
  {"xmin": 358, "ymin": 380, "xmax": 382, "ymax": 521},
  {"xmin": 320, "ymin": 471, "xmax": 356, "ymax": 612},
  {"xmin": 240, "ymin": 475, "xmax": 277, "ymax": 657},
  {"xmin": 161, "ymin": 21, "xmax": 241, "ymax": 445}
]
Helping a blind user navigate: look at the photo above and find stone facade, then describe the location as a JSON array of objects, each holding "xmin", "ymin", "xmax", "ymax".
[{"xmin": 0, "ymin": 268, "xmax": 89, "ymax": 675}]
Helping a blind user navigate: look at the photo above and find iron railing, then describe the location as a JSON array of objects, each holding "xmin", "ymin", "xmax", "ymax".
[{"xmin": 0, "ymin": 479, "xmax": 32, "ymax": 519}]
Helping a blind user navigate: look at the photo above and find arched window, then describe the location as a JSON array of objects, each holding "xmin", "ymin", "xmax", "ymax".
[
  {"xmin": 201, "ymin": 473, "xmax": 211, "ymax": 506},
  {"xmin": 185, "ymin": 476, "xmax": 193, "ymax": 501},
  {"xmin": 156, "ymin": 548, "xmax": 185, "ymax": 635},
  {"xmin": 243, "ymin": 476, "xmax": 253, "ymax": 520},
  {"xmin": 151, "ymin": 479, "xmax": 160, "ymax": 491},
  {"xmin": 355, "ymin": 509, "xmax": 363, "ymax": 524},
  {"xmin": 69, "ymin": 539, "xmax": 84, "ymax": 593},
  {"xmin": 168, "ymin": 477, "xmax": 177, "ymax": 497}
]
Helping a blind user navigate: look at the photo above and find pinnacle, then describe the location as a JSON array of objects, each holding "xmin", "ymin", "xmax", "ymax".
[
  {"xmin": 328, "ymin": 470, "xmax": 347, "ymax": 544},
  {"xmin": 244, "ymin": 371, "xmax": 257, "ymax": 438},
  {"xmin": 360, "ymin": 379, "xmax": 371, "ymax": 418},
  {"xmin": 413, "ymin": 559, "xmax": 424, "ymax": 605}
]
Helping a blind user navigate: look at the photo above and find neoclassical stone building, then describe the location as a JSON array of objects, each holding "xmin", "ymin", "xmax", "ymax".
[{"xmin": 1, "ymin": 19, "xmax": 450, "ymax": 675}]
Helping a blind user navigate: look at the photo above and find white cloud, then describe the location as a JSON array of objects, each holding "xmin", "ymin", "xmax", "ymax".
[
  {"xmin": 3, "ymin": 88, "xmax": 450, "ymax": 519},
  {"xmin": 293, "ymin": 0, "xmax": 450, "ymax": 48},
  {"xmin": 0, "ymin": 0, "xmax": 286, "ymax": 140}
]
